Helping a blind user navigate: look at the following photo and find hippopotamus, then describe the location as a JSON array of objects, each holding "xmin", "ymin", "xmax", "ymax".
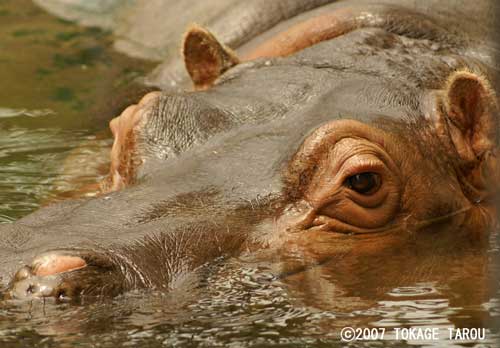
[{"xmin": 1, "ymin": 0, "xmax": 499, "ymax": 300}]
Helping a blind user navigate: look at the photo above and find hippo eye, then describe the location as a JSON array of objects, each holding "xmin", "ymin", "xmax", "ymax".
[{"xmin": 345, "ymin": 172, "xmax": 381, "ymax": 195}]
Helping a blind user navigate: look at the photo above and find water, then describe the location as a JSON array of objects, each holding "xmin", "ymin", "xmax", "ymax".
[
  {"xmin": 0, "ymin": 0, "xmax": 150, "ymax": 221},
  {"xmin": 0, "ymin": 1, "xmax": 499, "ymax": 347},
  {"xmin": 0, "ymin": 238, "xmax": 499, "ymax": 347}
]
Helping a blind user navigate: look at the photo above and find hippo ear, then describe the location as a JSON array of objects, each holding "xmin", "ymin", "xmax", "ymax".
[
  {"xmin": 437, "ymin": 70, "xmax": 498, "ymax": 189},
  {"xmin": 183, "ymin": 25, "xmax": 240, "ymax": 90}
]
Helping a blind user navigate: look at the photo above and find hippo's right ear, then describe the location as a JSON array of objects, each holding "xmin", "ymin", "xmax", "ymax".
[
  {"xmin": 183, "ymin": 25, "xmax": 240, "ymax": 90},
  {"xmin": 435, "ymin": 70, "xmax": 499, "ymax": 192}
]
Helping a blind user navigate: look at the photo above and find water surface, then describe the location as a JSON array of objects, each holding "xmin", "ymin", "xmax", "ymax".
[{"xmin": 0, "ymin": 0, "xmax": 150, "ymax": 221}]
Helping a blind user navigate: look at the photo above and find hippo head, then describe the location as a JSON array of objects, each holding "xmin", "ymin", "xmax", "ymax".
[
  {"xmin": 279, "ymin": 71, "xmax": 499, "ymax": 238},
  {"xmin": 3, "ymin": 24, "xmax": 499, "ymax": 300},
  {"xmin": 113, "ymin": 27, "xmax": 499, "ymax": 239}
]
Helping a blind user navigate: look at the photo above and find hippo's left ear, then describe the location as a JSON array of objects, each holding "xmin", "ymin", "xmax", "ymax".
[
  {"xmin": 183, "ymin": 25, "xmax": 240, "ymax": 90},
  {"xmin": 436, "ymin": 70, "xmax": 499, "ymax": 190}
]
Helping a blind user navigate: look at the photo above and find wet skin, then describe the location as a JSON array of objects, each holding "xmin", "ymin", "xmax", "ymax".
[{"xmin": 1, "ymin": 2, "xmax": 500, "ymax": 300}]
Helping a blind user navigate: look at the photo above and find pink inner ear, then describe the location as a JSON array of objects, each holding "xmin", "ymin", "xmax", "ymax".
[
  {"xmin": 183, "ymin": 26, "xmax": 239, "ymax": 89},
  {"xmin": 184, "ymin": 30, "xmax": 220, "ymax": 85},
  {"xmin": 445, "ymin": 71, "xmax": 497, "ymax": 160},
  {"xmin": 34, "ymin": 255, "xmax": 87, "ymax": 276},
  {"xmin": 439, "ymin": 71, "xmax": 500, "ymax": 198},
  {"xmin": 448, "ymin": 77, "xmax": 483, "ymax": 128}
]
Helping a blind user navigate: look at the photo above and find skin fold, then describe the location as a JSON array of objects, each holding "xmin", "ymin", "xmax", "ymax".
[{"xmin": 1, "ymin": 1, "xmax": 499, "ymax": 301}]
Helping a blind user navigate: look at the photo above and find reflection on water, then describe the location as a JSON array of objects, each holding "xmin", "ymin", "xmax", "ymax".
[
  {"xmin": 0, "ymin": 108, "xmax": 55, "ymax": 119},
  {"xmin": 0, "ymin": 126, "xmax": 111, "ymax": 222}
]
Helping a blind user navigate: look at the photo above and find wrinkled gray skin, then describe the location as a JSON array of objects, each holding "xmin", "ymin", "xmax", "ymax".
[
  {"xmin": 1, "ymin": 1, "xmax": 499, "ymax": 299},
  {"xmin": 33, "ymin": 0, "xmax": 498, "ymax": 89}
]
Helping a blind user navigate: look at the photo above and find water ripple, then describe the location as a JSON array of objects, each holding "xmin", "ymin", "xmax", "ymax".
[{"xmin": 0, "ymin": 107, "xmax": 55, "ymax": 119}]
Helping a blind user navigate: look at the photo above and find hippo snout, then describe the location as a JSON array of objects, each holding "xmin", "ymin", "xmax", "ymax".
[{"xmin": 7, "ymin": 271, "xmax": 63, "ymax": 300}]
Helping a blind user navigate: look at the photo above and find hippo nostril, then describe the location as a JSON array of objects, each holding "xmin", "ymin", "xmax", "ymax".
[
  {"xmin": 27, "ymin": 281, "xmax": 58, "ymax": 297},
  {"xmin": 26, "ymin": 284, "xmax": 37, "ymax": 294},
  {"xmin": 13, "ymin": 266, "xmax": 32, "ymax": 281},
  {"xmin": 57, "ymin": 289, "xmax": 68, "ymax": 301}
]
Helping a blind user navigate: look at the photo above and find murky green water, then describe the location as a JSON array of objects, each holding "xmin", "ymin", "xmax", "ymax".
[
  {"xmin": 0, "ymin": 0, "xmax": 150, "ymax": 221},
  {"xmin": 0, "ymin": 1, "xmax": 499, "ymax": 347}
]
